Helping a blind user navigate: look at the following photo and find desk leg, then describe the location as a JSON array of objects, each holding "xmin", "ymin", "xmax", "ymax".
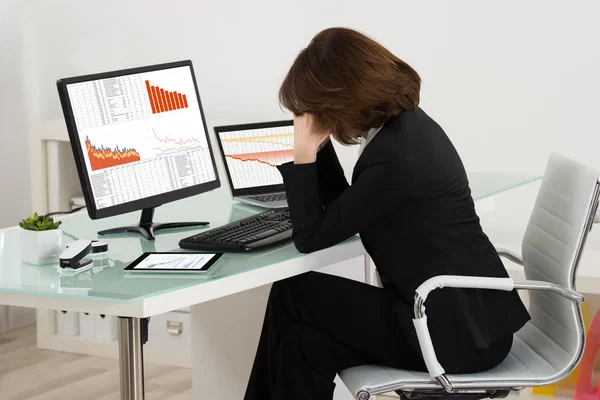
[{"xmin": 118, "ymin": 317, "xmax": 145, "ymax": 400}]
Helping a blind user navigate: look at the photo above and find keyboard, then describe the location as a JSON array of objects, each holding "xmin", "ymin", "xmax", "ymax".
[
  {"xmin": 248, "ymin": 193, "xmax": 287, "ymax": 202},
  {"xmin": 179, "ymin": 209, "xmax": 293, "ymax": 252}
]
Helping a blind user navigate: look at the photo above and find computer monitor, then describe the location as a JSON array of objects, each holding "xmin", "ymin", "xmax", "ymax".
[
  {"xmin": 215, "ymin": 121, "xmax": 294, "ymax": 196},
  {"xmin": 56, "ymin": 60, "xmax": 220, "ymax": 240}
]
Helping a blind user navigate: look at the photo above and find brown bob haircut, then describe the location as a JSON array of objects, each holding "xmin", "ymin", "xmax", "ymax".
[{"xmin": 279, "ymin": 27, "xmax": 421, "ymax": 145}]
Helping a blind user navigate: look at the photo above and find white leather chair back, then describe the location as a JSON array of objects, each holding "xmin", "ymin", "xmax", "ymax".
[{"xmin": 518, "ymin": 153, "xmax": 600, "ymax": 381}]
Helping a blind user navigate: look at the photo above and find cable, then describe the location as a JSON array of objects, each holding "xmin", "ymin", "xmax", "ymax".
[{"xmin": 45, "ymin": 205, "xmax": 86, "ymax": 218}]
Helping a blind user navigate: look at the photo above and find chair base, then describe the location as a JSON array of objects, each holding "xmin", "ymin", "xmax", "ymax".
[{"xmin": 396, "ymin": 389, "xmax": 511, "ymax": 400}]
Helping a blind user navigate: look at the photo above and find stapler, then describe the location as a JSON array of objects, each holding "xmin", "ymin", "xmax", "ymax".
[{"xmin": 60, "ymin": 239, "xmax": 93, "ymax": 270}]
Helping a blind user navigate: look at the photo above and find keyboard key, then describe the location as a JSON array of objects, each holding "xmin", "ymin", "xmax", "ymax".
[{"xmin": 249, "ymin": 193, "xmax": 286, "ymax": 202}]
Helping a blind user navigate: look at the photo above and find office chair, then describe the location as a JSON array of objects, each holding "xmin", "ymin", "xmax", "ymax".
[{"xmin": 340, "ymin": 153, "xmax": 600, "ymax": 400}]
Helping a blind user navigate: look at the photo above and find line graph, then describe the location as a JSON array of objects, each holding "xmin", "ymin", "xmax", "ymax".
[
  {"xmin": 226, "ymin": 150, "xmax": 293, "ymax": 168},
  {"xmin": 219, "ymin": 125, "xmax": 294, "ymax": 189},
  {"xmin": 151, "ymin": 128, "xmax": 203, "ymax": 153},
  {"xmin": 153, "ymin": 145, "xmax": 203, "ymax": 154},
  {"xmin": 220, "ymin": 133, "xmax": 293, "ymax": 148},
  {"xmin": 152, "ymin": 128, "xmax": 201, "ymax": 145},
  {"xmin": 227, "ymin": 155, "xmax": 276, "ymax": 168}
]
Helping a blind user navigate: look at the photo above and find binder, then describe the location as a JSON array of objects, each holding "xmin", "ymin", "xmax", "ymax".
[
  {"xmin": 95, "ymin": 314, "xmax": 118, "ymax": 341},
  {"xmin": 79, "ymin": 312, "xmax": 96, "ymax": 339},
  {"xmin": 56, "ymin": 311, "xmax": 79, "ymax": 336}
]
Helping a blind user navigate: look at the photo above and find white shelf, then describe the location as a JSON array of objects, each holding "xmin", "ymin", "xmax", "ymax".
[
  {"xmin": 31, "ymin": 118, "xmax": 69, "ymax": 142},
  {"xmin": 28, "ymin": 119, "xmax": 71, "ymax": 215}
]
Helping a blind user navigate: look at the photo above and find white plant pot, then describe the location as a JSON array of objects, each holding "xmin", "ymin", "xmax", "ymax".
[{"xmin": 20, "ymin": 228, "xmax": 63, "ymax": 265}]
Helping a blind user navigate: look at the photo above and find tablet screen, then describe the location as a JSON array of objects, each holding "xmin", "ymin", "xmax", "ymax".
[{"xmin": 127, "ymin": 252, "xmax": 222, "ymax": 272}]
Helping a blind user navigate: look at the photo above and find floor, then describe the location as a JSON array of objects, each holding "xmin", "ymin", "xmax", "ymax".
[
  {"xmin": 0, "ymin": 326, "xmax": 530, "ymax": 400},
  {"xmin": 0, "ymin": 326, "xmax": 192, "ymax": 400}
]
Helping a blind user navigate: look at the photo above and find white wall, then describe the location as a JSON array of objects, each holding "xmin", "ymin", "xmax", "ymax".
[
  {"xmin": 2, "ymin": 0, "xmax": 600, "ymax": 227},
  {"xmin": 0, "ymin": 1, "xmax": 31, "ymax": 227}
]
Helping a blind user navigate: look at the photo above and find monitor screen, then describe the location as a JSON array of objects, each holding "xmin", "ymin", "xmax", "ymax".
[
  {"xmin": 58, "ymin": 61, "xmax": 219, "ymax": 218},
  {"xmin": 217, "ymin": 123, "xmax": 294, "ymax": 190}
]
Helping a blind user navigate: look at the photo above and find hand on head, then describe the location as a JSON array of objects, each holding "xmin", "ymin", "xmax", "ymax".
[{"xmin": 293, "ymin": 113, "xmax": 331, "ymax": 164}]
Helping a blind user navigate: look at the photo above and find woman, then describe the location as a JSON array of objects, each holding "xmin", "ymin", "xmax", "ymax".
[{"xmin": 244, "ymin": 27, "xmax": 530, "ymax": 400}]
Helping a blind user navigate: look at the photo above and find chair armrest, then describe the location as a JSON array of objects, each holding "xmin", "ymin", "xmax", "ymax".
[
  {"xmin": 415, "ymin": 276, "xmax": 514, "ymax": 303},
  {"xmin": 495, "ymin": 247, "xmax": 523, "ymax": 266},
  {"xmin": 412, "ymin": 275, "xmax": 584, "ymax": 393},
  {"xmin": 513, "ymin": 280, "xmax": 584, "ymax": 302}
]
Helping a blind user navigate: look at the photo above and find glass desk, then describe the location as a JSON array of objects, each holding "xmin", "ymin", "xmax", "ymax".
[
  {"xmin": 0, "ymin": 173, "xmax": 541, "ymax": 400},
  {"xmin": 0, "ymin": 173, "xmax": 541, "ymax": 306},
  {"xmin": 468, "ymin": 173, "xmax": 541, "ymax": 201}
]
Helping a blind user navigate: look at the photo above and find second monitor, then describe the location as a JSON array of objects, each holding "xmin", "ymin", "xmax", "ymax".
[
  {"xmin": 57, "ymin": 60, "xmax": 220, "ymax": 240},
  {"xmin": 214, "ymin": 120, "xmax": 293, "ymax": 209}
]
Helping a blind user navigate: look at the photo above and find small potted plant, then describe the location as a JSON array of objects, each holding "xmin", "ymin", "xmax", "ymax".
[{"xmin": 19, "ymin": 213, "xmax": 63, "ymax": 265}]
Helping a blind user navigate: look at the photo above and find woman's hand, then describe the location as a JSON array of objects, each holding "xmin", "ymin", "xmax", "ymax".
[{"xmin": 293, "ymin": 113, "xmax": 331, "ymax": 164}]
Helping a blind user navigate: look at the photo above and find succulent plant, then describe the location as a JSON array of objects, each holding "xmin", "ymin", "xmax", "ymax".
[{"xmin": 19, "ymin": 213, "xmax": 62, "ymax": 231}]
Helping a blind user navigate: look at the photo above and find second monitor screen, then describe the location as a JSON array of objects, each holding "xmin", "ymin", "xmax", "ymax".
[
  {"xmin": 65, "ymin": 65, "xmax": 216, "ymax": 210},
  {"xmin": 219, "ymin": 124, "xmax": 294, "ymax": 190}
]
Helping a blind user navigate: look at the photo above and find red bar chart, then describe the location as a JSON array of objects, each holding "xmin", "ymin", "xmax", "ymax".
[{"xmin": 145, "ymin": 80, "xmax": 189, "ymax": 114}]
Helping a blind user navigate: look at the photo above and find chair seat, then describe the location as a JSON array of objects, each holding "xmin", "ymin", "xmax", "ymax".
[{"xmin": 340, "ymin": 325, "xmax": 571, "ymax": 397}]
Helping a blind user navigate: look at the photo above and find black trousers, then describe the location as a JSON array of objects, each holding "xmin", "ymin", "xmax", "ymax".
[{"xmin": 244, "ymin": 271, "xmax": 512, "ymax": 400}]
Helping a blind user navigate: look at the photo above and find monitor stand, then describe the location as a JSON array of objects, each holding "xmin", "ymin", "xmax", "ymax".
[{"xmin": 97, "ymin": 207, "xmax": 208, "ymax": 241}]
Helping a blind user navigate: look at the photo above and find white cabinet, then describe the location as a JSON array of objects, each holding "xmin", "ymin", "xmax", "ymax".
[
  {"xmin": 95, "ymin": 314, "xmax": 118, "ymax": 341},
  {"xmin": 146, "ymin": 311, "xmax": 192, "ymax": 356},
  {"xmin": 79, "ymin": 312, "xmax": 95, "ymax": 339},
  {"xmin": 56, "ymin": 310, "xmax": 79, "ymax": 336}
]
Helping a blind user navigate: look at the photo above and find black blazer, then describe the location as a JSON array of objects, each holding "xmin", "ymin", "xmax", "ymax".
[{"xmin": 277, "ymin": 108, "xmax": 530, "ymax": 371}]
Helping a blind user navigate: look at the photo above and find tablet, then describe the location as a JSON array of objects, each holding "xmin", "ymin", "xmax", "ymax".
[{"xmin": 124, "ymin": 252, "xmax": 223, "ymax": 274}]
